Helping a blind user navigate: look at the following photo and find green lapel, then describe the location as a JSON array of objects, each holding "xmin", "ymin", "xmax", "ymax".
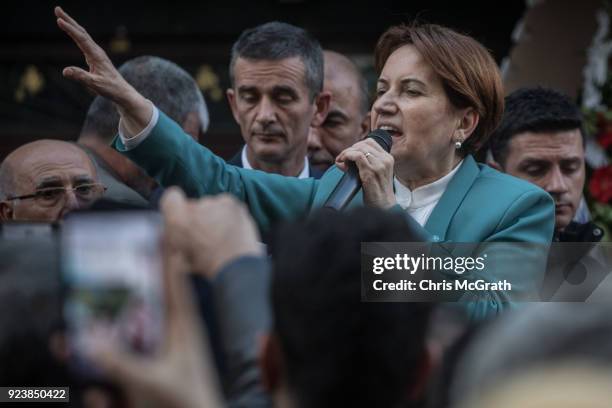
[{"xmin": 424, "ymin": 155, "xmax": 480, "ymax": 241}]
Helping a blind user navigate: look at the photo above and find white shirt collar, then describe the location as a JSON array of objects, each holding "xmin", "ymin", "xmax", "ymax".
[
  {"xmin": 241, "ymin": 146, "xmax": 310, "ymax": 178},
  {"xmin": 394, "ymin": 160, "xmax": 463, "ymax": 211}
]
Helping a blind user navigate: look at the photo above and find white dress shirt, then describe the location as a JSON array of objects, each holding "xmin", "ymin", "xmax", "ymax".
[
  {"xmin": 393, "ymin": 161, "xmax": 462, "ymax": 226},
  {"xmin": 118, "ymin": 102, "xmax": 159, "ymax": 150},
  {"xmin": 240, "ymin": 145, "xmax": 310, "ymax": 179},
  {"xmin": 120, "ymin": 104, "xmax": 311, "ymax": 178}
]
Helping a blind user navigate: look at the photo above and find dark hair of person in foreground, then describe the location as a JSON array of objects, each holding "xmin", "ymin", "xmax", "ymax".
[{"xmin": 270, "ymin": 207, "xmax": 432, "ymax": 408}]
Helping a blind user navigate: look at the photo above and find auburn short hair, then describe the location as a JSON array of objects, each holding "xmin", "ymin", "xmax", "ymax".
[{"xmin": 374, "ymin": 24, "xmax": 504, "ymax": 155}]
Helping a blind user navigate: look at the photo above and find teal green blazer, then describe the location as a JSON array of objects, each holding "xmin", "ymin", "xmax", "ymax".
[{"xmin": 116, "ymin": 111, "xmax": 555, "ymax": 319}]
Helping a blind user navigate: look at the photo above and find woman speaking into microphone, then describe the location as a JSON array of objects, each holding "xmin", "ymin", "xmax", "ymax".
[{"xmin": 56, "ymin": 7, "xmax": 554, "ymax": 318}]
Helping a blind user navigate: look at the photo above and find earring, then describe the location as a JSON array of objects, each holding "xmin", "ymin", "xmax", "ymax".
[{"xmin": 455, "ymin": 138, "xmax": 463, "ymax": 150}]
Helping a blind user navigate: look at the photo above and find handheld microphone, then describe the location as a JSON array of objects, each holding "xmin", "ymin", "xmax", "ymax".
[{"xmin": 323, "ymin": 129, "xmax": 392, "ymax": 211}]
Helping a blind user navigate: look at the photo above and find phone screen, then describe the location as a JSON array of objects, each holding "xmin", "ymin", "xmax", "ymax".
[{"xmin": 62, "ymin": 211, "xmax": 164, "ymax": 363}]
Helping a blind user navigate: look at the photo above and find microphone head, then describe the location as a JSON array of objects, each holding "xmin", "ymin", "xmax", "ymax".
[{"xmin": 368, "ymin": 129, "xmax": 393, "ymax": 152}]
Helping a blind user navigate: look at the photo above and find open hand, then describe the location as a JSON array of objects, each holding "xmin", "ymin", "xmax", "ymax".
[
  {"xmin": 55, "ymin": 6, "xmax": 151, "ymax": 134},
  {"xmin": 82, "ymin": 238, "xmax": 224, "ymax": 408}
]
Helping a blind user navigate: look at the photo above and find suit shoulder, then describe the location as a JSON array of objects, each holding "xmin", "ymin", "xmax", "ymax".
[
  {"xmin": 474, "ymin": 163, "xmax": 550, "ymax": 200},
  {"xmin": 453, "ymin": 163, "xmax": 554, "ymax": 242}
]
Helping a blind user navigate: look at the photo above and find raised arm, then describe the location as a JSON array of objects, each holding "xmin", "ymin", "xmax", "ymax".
[
  {"xmin": 55, "ymin": 6, "xmax": 319, "ymax": 233},
  {"xmin": 55, "ymin": 6, "xmax": 151, "ymax": 136}
]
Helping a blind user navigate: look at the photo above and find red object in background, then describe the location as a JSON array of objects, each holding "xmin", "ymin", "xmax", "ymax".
[
  {"xmin": 597, "ymin": 131, "xmax": 612, "ymax": 149},
  {"xmin": 589, "ymin": 165, "xmax": 612, "ymax": 203},
  {"xmin": 596, "ymin": 113, "xmax": 612, "ymax": 149}
]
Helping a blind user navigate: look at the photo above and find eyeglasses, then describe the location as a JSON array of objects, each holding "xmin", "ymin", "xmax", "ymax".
[{"xmin": 6, "ymin": 183, "xmax": 107, "ymax": 207}]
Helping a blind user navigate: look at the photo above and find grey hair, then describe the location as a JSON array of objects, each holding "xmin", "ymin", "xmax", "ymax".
[
  {"xmin": 81, "ymin": 56, "xmax": 209, "ymax": 143},
  {"xmin": 229, "ymin": 21, "xmax": 324, "ymax": 100}
]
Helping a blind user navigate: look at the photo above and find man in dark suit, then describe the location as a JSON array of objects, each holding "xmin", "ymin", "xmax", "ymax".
[{"xmin": 225, "ymin": 22, "xmax": 330, "ymax": 179}]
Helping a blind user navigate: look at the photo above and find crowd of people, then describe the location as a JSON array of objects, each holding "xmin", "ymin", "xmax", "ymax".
[{"xmin": 0, "ymin": 5, "xmax": 610, "ymax": 407}]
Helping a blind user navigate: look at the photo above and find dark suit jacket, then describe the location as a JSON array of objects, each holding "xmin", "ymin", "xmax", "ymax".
[
  {"xmin": 228, "ymin": 147, "xmax": 324, "ymax": 179},
  {"xmin": 542, "ymin": 221, "xmax": 608, "ymax": 301}
]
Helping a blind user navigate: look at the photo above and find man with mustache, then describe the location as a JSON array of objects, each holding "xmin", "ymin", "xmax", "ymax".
[
  {"xmin": 488, "ymin": 87, "xmax": 602, "ymax": 242},
  {"xmin": 226, "ymin": 22, "xmax": 330, "ymax": 179},
  {"xmin": 0, "ymin": 140, "xmax": 104, "ymax": 222}
]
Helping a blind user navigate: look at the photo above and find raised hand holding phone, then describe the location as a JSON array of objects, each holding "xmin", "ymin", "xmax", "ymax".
[
  {"xmin": 76, "ymin": 213, "xmax": 224, "ymax": 408},
  {"xmin": 161, "ymin": 188, "xmax": 264, "ymax": 279}
]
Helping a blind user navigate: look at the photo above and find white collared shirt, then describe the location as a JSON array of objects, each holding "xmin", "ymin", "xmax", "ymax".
[
  {"xmin": 240, "ymin": 145, "xmax": 310, "ymax": 179},
  {"xmin": 119, "ymin": 102, "xmax": 159, "ymax": 150},
  {"xmin": 119, "ymin": 104, "xmax": 311, "ymax": 179},
  {"xmin": 393, "ymin": 161, "xmax": 463, "ymax": 226}
]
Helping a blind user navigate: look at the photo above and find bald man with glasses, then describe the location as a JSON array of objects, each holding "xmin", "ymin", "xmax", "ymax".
[{"xmin": 0, "ymin": 140, "xmax": 105, "ymax": 222}]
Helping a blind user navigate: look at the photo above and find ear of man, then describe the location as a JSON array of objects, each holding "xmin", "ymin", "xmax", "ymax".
[
  {"xmin": 226, "ymin": 88, "xmax": 241, "ymax": 127},
  {"xmin": 181, "ymin": 111, "xmax": 202, "ymax": 142},
  {"xmin": 310, "ymin": 91, "xmax": 331, "ymax": 127},
  {"xmin": 0, "ymin": 202, "xmax": 13, "ymax": 221}
]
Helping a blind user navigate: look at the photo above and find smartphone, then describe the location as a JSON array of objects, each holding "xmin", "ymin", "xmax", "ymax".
[{"xmin": 61, "ymin": 211, "xmax": 165, "ymax": 371}]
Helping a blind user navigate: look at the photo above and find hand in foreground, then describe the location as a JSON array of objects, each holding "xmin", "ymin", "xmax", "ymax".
[
  {"xmin": 82, "ymin": 238, "xmax": 224, "ymax": 408},
  {"xmin": 335, "ymin": 138, "xmax": 396, "ymax": 209},
  {"xmin": 160, "ymin": 189, "xmax": 264, "ymax": 279},
  {"xmin": 54, "ymin": 6, "xmax": 151, "ymax": 135}
]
